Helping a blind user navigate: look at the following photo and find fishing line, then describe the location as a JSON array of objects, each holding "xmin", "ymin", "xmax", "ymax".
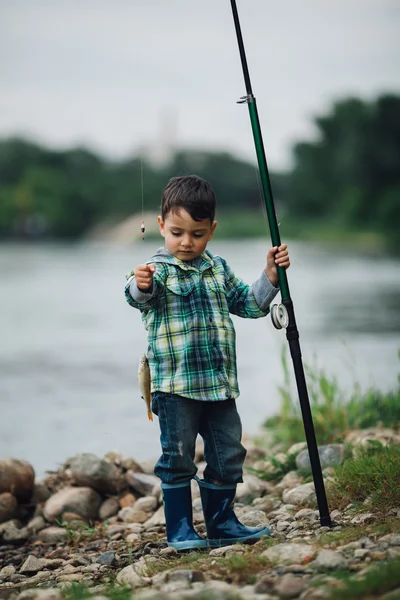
[{"xmin": 140, "ymin": 154, "xmax": 145, "ymax": 240}]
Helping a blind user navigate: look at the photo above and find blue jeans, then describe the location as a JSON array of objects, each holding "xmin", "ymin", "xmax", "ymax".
[{"xmin": 151, "ymin": 392, "xmax": 247, "ymax": 485}]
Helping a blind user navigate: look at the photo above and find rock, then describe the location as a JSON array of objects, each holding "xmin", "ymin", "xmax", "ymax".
[
  {"xmin": 119, "ymin": 492, "xmax": 137, "ymax": 508},
  {"xmin": 287, "ymin": 442, "xmax": 308, "ymax": 457},
  {"xmin": 0, "ymin": 492, "xmax": 18, "ymax": 523},
  {"xmin": 31, "ymin": 481, "xmax": 51, "ymax": 504},
  {"xmin": 119, "ymin": 506, "xmax": 151, "ymax": 524},
  {"xmin": 295, "ymin": 445, "xmax": 344, "ymax": 472},
  {"xmin": 276, "ymin": 471, "xmax": 304, "ymax": 491},
  {"xmin": 120, "ymin": 457, "xmax": 145, "ymax": 472},
  {"xmin": 345, "ymin": 427, "xmax": 400, "ymax": 453},
  {"xmin": 262, "ymin": 543, "xmax": 317, "ymax": 564},
  {"xmin": 126, "ymin": 471, "xmax": 159, "ymax": 496},
  {"xmin": 27, "ymin": 515, "xmax": 46, "ymax": 533},
  {"xmin": 282, "ymin": 483, "xmax": 317, "ymax": 507},
  {"xmin": 38, "ymin": 526, "xmax": 68, "ymax": 544},
  {"xmin": 166, "ymin": 569, "xmax": 205, "ymax": 583},
  {"xmin": 20, "ymin": 555, "xmax": 45, "ymax": 574},
  {"xmin": 116, "ymin": 564, "xmax": 146, "ymax": 588},
  {"xmin": 350, "ymin": 513, "xmax": 374, "ymax": 525},
  {"xmin": 143, "ymin": 505, "xmax": 165, "ymax": 527},
  {"xmin": 67, "ymin": 453, "xmax": 123, "ymax": 494},
  {"xmin": 0, "ymin": 565, "xmax": 16, "ymax": 579},
  {"xmin": 0, "ymin": 519, "xmax": 29, "ymax": 543},
  {"xmin": 43, "ymin": 486, "xmax": 102, "ymax": 522},
  {"xmin": 235, "ymin": 474, "xmax": 270, "ymax": 504},
  {"xmin": 313, "ymin": 549, "xmax": 347, "ymax": 570},
  {"xmin": 380, "ymin": 534, "xmax": 400, "ymax": 546},
  {"xmin": 97, "ymin": 551, "xmax": 117, "ymax": 567},
  {"xmin": 0, "ymin": 459, "xmax": 35, "ymax": 501},
  {"xmin": 274, "ymin": 573, "xmax": 307, "ymax": 598},
  {"xmin": 99, "ymin": 497, "xmax": 120, "ymax": 520},
  {"xmin": 238, "ymin": 509, "xmax": 269, "ymax": 527}
]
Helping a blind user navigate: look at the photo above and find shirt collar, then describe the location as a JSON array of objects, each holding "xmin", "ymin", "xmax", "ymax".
[{"xmin": 150, "ymin": 247, "xmax": 214, "ymax": 272}]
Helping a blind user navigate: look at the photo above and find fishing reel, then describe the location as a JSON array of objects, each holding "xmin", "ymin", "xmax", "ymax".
[{"xmin": 270, "ymin": 303, "xmax": 289, "ymax": 330}]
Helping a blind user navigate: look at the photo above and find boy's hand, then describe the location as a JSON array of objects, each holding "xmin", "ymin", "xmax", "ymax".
[
  {"xmin": 264, "ymin": 244, "xmax": 290, "ymax": 287},
  {"xmin": 134, "ymin": 264, "xmax": 156, "ymax": 291}
]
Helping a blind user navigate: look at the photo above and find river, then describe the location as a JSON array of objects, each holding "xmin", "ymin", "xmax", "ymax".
[{"xmin": 1, "ymin": 240, "xmax": 399, "ymax": 477}]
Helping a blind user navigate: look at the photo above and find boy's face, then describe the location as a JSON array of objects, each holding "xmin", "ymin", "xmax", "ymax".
[{"xmin": 158, "ymin": 209, "xmax": 217, "ymax": 261}]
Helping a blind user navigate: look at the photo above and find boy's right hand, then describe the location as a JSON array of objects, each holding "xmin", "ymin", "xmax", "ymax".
[{"xmin": 134, "ymin": 264, "xmax": 156, "ymax": 291}]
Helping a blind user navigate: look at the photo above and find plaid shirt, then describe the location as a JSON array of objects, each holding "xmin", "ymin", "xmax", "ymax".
[{"xmin": 125, "ymin": 248, "xmax": 278, "ymax": 401}]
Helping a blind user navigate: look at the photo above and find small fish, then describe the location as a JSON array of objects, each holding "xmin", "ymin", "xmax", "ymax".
[{"xmin": 138, "ymin": 354, "xmax": 153, "ymax": 421}]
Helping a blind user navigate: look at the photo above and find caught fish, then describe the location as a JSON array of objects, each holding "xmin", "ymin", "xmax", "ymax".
[{"xmin": 138, "ymin": 354, "xmax": 153, "ymax": 421}]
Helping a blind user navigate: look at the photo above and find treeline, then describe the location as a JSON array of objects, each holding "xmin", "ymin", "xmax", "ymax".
[{"xmin": 0, "ymin": 93, "xmax": 399, "ymax": 249}]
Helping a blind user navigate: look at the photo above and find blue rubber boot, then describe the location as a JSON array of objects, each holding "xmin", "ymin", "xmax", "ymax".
[
  {"xmin": 162, "ymin": 482, "xmax": 208, "ymax": 550},
  {"xmin": 196, "ymin": 477, "xmax": 271, "ymax": 547}
]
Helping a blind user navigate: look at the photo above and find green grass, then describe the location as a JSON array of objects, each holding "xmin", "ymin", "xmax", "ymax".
[
  {"xmin": 328, "ymin": 443, "xmax": 400, "ymax": 514},
  {"xmin": 62, "ymin": 583, "xmax": 133, "ymax": 600},
  {"xmin": 318, "ymin": 518, "xmax": 400, "ymax": 548},
  {"xmin": 324, "ymin": 557, "xmax": 400, "ymax": 599},
  {"xmin": 262, "ymin": 348, "xmax": 400, "ymax": 447}
]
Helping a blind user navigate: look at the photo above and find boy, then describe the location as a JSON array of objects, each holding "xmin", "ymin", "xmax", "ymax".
[{"xmin": 125, "ymin": 175, "xmax": 290, "ymax": 550}]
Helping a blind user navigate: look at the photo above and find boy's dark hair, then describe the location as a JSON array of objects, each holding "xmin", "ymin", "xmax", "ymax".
[{"xmin": 161, "ymin": 175, "xmax": 216, "ymax": 222}]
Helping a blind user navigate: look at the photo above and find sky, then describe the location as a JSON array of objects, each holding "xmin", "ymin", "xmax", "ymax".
[{"xmin": 0, "ymin": 0, "xmax": 399, "ymax": 170}]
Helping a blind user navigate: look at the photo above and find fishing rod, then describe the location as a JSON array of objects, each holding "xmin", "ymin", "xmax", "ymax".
[{"xmin": 229, "ymin": 0, "xmax": 332, "ymax": 528}]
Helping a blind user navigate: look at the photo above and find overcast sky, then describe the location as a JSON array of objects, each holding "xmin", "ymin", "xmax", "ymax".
[{"xmin": 1, "ymin": 0, "xmax": 399, "ymax": 169}]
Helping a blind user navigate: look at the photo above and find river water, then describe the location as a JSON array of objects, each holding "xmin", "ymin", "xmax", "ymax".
[{"xmin": 1, "ymin": 240, "xmax": 399, "ymax": 477}]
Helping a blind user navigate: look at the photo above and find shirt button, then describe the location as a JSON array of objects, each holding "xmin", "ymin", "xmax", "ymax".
[
  {"xmin": 209, "ymin": 317, "xmax": 213, "ymax": 323},
  {"xmin": 225, "ymin": 391, "xmax": 230, "ymax": 398}
]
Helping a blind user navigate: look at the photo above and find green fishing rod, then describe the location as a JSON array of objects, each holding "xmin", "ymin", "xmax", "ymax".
[{"xmin": 229, "ymin": 0, "xmax": 332, "ymax": 527}]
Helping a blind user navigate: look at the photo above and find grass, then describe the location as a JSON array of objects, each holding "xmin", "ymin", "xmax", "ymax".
[
  {"xmin": 328, "ymin": 443, "xmax": 400, "ymax": 515},
  {"xmin": 324, "ymin": 556, "xmax": 400, "ymax": 599},
  {"xmin": 262, "ymin": 348, "xmax": 400, "ymax": 447},
  {"xmin": 62, "ymin": 583, "xmax": 132, "ymax": 600},
  {"xmin": 318, "ymin": 518, "xmax": 400, "ymax": 548}
]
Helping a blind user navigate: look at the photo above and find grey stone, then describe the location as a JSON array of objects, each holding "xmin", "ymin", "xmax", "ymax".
[
  {"xmin": 313, "ymin": 549, "xmax": 347, "ymax": 570},
  {"xmin": 380, "ymin": 534, "xmax": 400, "ymax": 546},
  {"xmin": 126, "ymin": 471, "xmax": 159, "ymax": 496},
  {"xmin": 43, "ymin": 486, "xmax": 102, "ymax": 521},
  {"xmin": 20, "ymin": 555, "xmax": 45, "ymax": 574},
  {"xmin": 0, "ymin": 565, "xmax": 16, "ymax": 579},
  {"xmin": 238, "ymin": 509, "xmax": 269, "ymax": 527},
  {"xmin": 38, "ymin": 526, "xmax": 68, "ymax": 544},
  {"xmin": 96, "ymin": 552, "xmax": 117, "ymax": 567},
  {"xmin": 282, "ymin": 483, "xmax": 317, "ymax": 507},
  {"xmin": 98, "ymin": 497, "xmax": 120, "ymax": 520},
  {"xmin": 235, "ymin": 474, "xmax": 270, "ymax": 504},
  {"xmin": 116, "ymin": 564, "xmax": 146, "ymax": 587},
  {"xmin": 68, "ymin": 453, "xmax": 123, "ymax": 494},
  {"xmin": 262, "ymin": 543, "xmax": 317, "ymax": 564},
  {"xmin": 274, "ymin": 573, "xmax": 307, "ymax": 598},
  {"xmin": 0, "ymin": 519, "xmax": 29, "ymax": 543},
  {"xmin": 295, "ymin": 445, "xmax": 344, "ymax": 472},
  {"xmin": 0, "ymin": 493, "xmax": 18, "ymax": 523},
  {"xmin": 167, "ymin": 569, "xmax": 205, "ymax": 583},
  {"xmin": 27, "ymin": 515, "xmax": 46, "ymax": 533}
]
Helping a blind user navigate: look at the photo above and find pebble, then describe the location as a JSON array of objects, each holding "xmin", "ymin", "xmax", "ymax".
[{"xmin": 0, "ymin": 437, "xmax": 399, "ymax": 600}]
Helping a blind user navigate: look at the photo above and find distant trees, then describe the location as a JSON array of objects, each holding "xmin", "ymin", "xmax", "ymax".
[
  {"xmin": 0, "ymin": 93, "xmax": 399, "ymax": 249},
  {"xmin": 286, "ymin": 94, "xmax": 400, "ymax": 243}
]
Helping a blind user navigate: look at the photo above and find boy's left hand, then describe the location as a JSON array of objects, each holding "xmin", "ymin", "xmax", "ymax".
[{"xmin": 265, "ymin": 244, "xmax": 290, "ymax": 287}]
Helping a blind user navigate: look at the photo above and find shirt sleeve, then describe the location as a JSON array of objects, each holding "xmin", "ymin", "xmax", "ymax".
[
  {"xmin": 222, "ymin": 259, "xmax": 278, "ymax": 318},
  {"xmin": 124, "ymin": 264, "xmax": 165, "ymax": 310},
  {"xmin": 251, "ymin": 271, "xmax": 280, "ymax": 312}
]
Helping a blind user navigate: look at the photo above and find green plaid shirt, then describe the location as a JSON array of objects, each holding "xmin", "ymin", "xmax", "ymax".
[{"xmin": 125, "ymin": 248, "xmax": 278, "ymax": 401}]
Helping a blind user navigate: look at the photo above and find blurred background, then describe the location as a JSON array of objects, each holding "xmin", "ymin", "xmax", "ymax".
[{"xmin": 0, "ymin": 0, "xmax": 399, "ymax": 477}]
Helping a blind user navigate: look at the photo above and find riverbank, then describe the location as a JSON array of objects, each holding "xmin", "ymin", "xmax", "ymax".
[
  {"xmin": 1, "ymin": 421, "xmax": 399, "ymax": 600},
  {"xmin": 85, "ymin": 210, "xmax": 387, "ymax": 255}
]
